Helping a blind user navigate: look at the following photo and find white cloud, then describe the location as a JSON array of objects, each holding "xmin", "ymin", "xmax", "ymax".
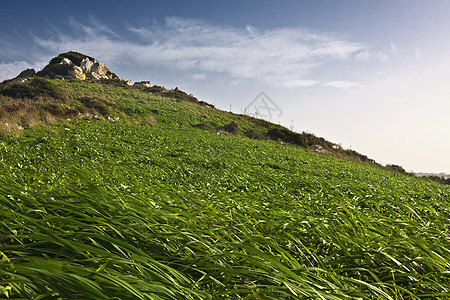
[
  {"xmin": 355, "ymin": 50, "xmax": 371, "ymax": 61},
  {"xmin": 378, "ymin": 51, "xmax": 389, "ymax": 62},
  {"xmin": 282, "ymin": 79, "xmax": 320, "ymax": 88},
  {"xmin": 323, "ymin": 80, "xmax": 361, "ymax": 89},
  {"xmin": 192, "ymin": 73, "xmax": 207, "ymax": 80},
  {"xmin": 390, "ymin": 42, "xmax": 397, "ymax": 53},
  {"xmin": 32, "ymin": 17, "xmax": 366, "ymax": 88}
]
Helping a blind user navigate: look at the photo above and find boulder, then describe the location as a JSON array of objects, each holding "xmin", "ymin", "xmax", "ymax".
[
  {"xmin": 31, "ymin": 52, "xmax": 131, "ymax": 83},
  {"xmin": 18, "ymin": 68, "xmax": 35, "ymax": 78},
  {"xmin": 80, "ymin": 58, "xmax": 94, "ymax": 73},
  {"xmin": 133, "ymin": 81, "xmax": 152, "ymax": 88},
  {"xmin": 308, "ymin": 145, "xmax": 327, "ymax": 154},
  {"xmin": 60, "ymin": 58, "xmax": 72, "ymax": 65},
  {"xmin": 91, "ymin": 61, "xmax": 109, "ymax": 78},
  {"xmin": 69, "ymin": 66, "xmax": 86, "ymax": 80}
]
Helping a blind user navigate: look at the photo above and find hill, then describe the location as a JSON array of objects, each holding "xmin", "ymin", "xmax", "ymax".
[
  {"xmin": 0, "ymin": 52, "xmax": 379, "ymax": 166},
  {"xmin": 0, "ymin": 52, "xmax": 449, "ymax": 299}
]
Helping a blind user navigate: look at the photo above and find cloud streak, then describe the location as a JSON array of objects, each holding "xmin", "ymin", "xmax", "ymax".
[
  {"xmin": 32, "ymin": 17, "xmax": 366, "ymax": 88},
  {"xmin": 323, "ymin": 80, "xmax": 361, "ymax": 89}
]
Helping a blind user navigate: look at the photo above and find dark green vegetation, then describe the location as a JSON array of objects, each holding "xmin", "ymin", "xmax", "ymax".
[{"xmin": 0, "ymin": 59, "xmax": 449, "ymax": 298}]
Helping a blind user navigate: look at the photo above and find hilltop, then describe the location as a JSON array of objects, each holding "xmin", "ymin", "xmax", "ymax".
[{"xmin": 0, "ymin": 52, "xmax": 449, "ymax": 299}]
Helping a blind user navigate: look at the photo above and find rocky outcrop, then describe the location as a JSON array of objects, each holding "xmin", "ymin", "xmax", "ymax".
[
  {"xmin": 69, "ymin": 66, "xmax": 86, "ymax": 80},
  {"xmin": 7, "ymin": 51, "xmax": 215, "ymax": 108},
  {"xmin": 36, "ymin": 51, "xmax": 130, "ymax": 85},
  {"xmin": 79, "ymin": 58, "xmax": 110, "ymax": 80},
  {"xmin": 19, "ymin": 69, "xmax": 36, "ymax": 78},
  {"xmin": 4, "ymin": 68, "xmax": 37, "ymax": 84},
  {"xmin": 133, "ymin": 81, "xmax": 152, "ymax": 88},
  {"xmin": 308, "ymin": 144, "xmax": 328, "ymax": 154}
]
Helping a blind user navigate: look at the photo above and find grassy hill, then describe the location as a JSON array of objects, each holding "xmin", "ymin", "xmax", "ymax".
[{"xmin": 0, "ymin": 54, "xmax": 449, "ymax": 299}]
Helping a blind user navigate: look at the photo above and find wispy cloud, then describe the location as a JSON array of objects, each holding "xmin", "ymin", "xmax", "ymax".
[
  {"xmin": 355, "ymin": 50, "xmax": 371, "ymax": 61},
  {"xmin": 32, "ymin": 17, "xmax": 366, "ymax": 87},
  {"xmin": 323, "ymin": 80, "xmax": 361, "ymax": 89},
  {"xmin": 377, "ymin": 51, "xmax": 390, "ymax": 62}
]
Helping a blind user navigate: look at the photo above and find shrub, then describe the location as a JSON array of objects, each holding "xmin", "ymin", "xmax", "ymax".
[
  {"xmin": 79, "ymin": 97, "xmax": 111, "ymax": 115},
  {"xmin": 266, "ymin": 127, "xmax": 307, "ymax": 146},
  {"xmin": 2, "ymin": 101, "xmax": 26, "ymax": 113},
  {"xmin": 386, "ymin": 164, "xmax": 407, "ymax": 174},
  {"xmin": 223, "ymin": 121, "xmax": 238, "ymax": 134},
  {"xmin": 36, "ymin": 63, "xmax": 72, "ymax": 78},
  {"xmin": 245, "ymin": 128, "xmax": 264, "ymax": 139},
  {"xmin": 0, "ymin": 78, "xmax": 67, "ymax": 100},
  {"xmin": 195, "ymin": 122, "xmax": 214, "ymax": 131},
  {"xmin": 38, "ymin": 103, "xmax": 64, "ymax": 117}
]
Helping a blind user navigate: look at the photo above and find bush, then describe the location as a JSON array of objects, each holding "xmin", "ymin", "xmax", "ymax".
[
  {"xmin": 0, "ymin": 78, "xmax": 67, "ymax": 100},
  {"xmin": 266, "ymin": 127, "xmax": 307, "ymax": 146},
  {"xmin": 2, "ymin": 101, "xmax": 27, "ymax": 113},
  {"xmin": 36, "ymin": 63, "xmax": 72, "ymax": 78},
  {"xmin": 223, "ymin": 121, "xmax": 238, "ymax": 134},
  {"xmin": 245, "ymin": 128, "xmax": 264, "ymax": 139},
  {"xmin": 195, "ymin": 122, "xmax": 214, "ymax": 131},
  {"xmin": 79, "ymin": 97, "xmax": 111, "ymax": 115},
  {"xmin": 386, "ymin": 164, "xmax": 407, "ymax": 174}
]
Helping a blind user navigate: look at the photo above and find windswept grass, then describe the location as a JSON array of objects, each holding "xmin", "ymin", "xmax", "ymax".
[{"xmin": 1, "ymin": 121, "xmax": 449, "ymax": 299}]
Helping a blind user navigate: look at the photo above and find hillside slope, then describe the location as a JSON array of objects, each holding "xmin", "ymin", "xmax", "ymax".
[
  {"xmin": 0, "ymin": 52, "xmax": 377, "ymax": 166},
  {"xmin": 0, "ymin": 53, "xmax": 449, "ymax": 299}
]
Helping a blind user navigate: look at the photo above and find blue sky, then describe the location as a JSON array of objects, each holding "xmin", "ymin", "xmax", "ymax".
[{"xmin": 1, "ymin": 0, "xmax": 450, "ymax": 173}]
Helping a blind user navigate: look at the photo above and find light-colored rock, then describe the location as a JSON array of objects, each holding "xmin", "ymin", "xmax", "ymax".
[
  {"xmin": 91, "ymin": 61, "xmax": 109, "ymax": 77},
  {"xmin": 78, "ymin": 58, "xmax": 110, "ymax": 80},
  {"xmin": 133, "ymin": 81, "xmax": 152, "ymax": 88},
  {"xmin": 69, "ymin": 66, "xmax": 86, "ymax": 80},
  {"xmin": 80, "ymin": 58, "xmax": 94, "ymax": 73},
  {"xmin": 308, "ymin": 144, "xmax": 327, "ymax": 154},
  {"xmin": 11, "ymin": 77, "xmax": 27, "ymax": 83},
  {"xmin": 108, "ymin": 116, "xmax": 120, "ymax": 123},
  {"xmin": 60, "ymin": 58, "xmax": 72, "ymax": 65}
]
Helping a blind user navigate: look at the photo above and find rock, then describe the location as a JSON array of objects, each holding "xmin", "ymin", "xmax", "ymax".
[
  {"xmin": 18, "ymin": 68, "xmax": 35, "ymax": 78},
  {"xmin": 133, "ymin": 81, "xmax": 152, "ymax": 88},
  {"xmin": 69, "ymin": 66, "xmax": 86, "ymax": 80},
  {"xmin": 80, "ymin": 58, "xmax": 94, "ymax": 73},
  {"xmin": 90, "ymin": 61, "xmax": 109, "ymax": 78},
  {"xmin": 11, "ymin": 77, "xmax": 27, "ymax": 83},
  {"xmin": 60, "ymin": 58, "xmax": 72, "ymax": 65},
  {"xmin": 108, "ymin": 116, "xmax": 120, "ymax": 123},
  {"xmin": 308, "ymin": 145, "xmax": 327, "ymax": 154},
  {"xmin": 33, "ymin": 52, "xmax": 131, "ymax": 83}
]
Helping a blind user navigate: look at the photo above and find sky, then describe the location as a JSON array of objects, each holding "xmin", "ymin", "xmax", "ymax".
[{"xmin": 1, "ymin": 0, "xmax": 450, "ymax": 174}]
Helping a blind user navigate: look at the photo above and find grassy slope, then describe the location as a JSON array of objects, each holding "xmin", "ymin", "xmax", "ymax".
[
  {"xmin": 0, "ymin": 78, "xmax": 377, "ymax": 165},
  {"xmin": 0, "ymin": 79, "xmax": 449, "ymax": 299}
]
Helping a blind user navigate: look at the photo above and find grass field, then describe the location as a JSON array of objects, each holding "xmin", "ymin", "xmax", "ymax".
[{"xmin": 1, "ymin": 117, "xmax": 449, "ymax": 299}]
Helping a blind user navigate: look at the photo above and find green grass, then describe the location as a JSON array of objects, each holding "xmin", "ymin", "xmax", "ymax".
[
  {"xmin": 1, "ymin": 119, "xmax": 449, "ymax": 299},
  {"xmin": 1, "ymin": 77, "xmax": 381, "ymax": 166}
]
